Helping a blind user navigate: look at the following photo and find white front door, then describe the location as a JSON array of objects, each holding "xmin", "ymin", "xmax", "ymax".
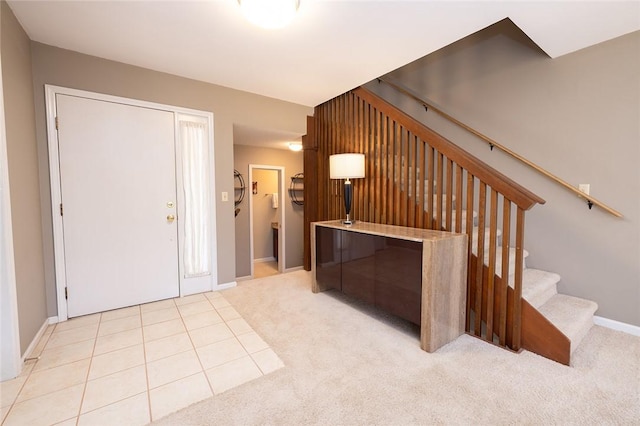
[{"xmin": 57, "ymin": 94, "xmax": 179, "ymax": 317}]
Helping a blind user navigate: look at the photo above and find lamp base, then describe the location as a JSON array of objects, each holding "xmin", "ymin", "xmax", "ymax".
[{"xmin": 341, "ymin": 219, "xmax": 355, "ymax": 226}]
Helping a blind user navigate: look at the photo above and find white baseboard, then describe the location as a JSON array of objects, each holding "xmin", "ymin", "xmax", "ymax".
[
  {"xmin": 284, "ymin": 266, "xmax": 304, "ymax": 273},
  {"xmin": 594, "ymin": 316, "xmax": 640, "ymax": 337},
  {"xmin": 254, "ymin": 257, "xmax": 276, "ymax": 263},
  {"xmin": 22, "ymin": 316, "xmax": 55, "ymax": 361},
  {"xmin": 215, "ymin": 281, "xmax": 237, "ymax": 291},
  {"xmin": 235, "ymin": 275, "xmax": 252, "ymax": 282}
]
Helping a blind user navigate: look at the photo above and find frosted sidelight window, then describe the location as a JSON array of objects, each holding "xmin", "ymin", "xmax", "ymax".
[{"xmin": 180, "ymin": 120, "xmax": 211, "ymax": 277}]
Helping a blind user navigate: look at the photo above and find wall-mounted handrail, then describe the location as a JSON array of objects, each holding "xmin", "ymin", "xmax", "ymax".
[{"xmin": 378, "ymin": 77, "xmax": 623, "ymax": 218}]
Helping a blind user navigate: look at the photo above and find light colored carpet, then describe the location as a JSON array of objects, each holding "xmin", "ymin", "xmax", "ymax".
[{"xmin": 154, "ymin": 270, "xmax": 640, "ymax": 425}]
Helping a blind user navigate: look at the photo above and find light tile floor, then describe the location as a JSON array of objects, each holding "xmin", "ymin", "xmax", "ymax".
[{"xmin": 1, "ymin": 291, "xmax": 284, "ymax": 426}]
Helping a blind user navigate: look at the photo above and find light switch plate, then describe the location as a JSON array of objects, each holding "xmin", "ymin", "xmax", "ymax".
[
  {"xmin": 221, "ymin": 191, "xmax": 228, "ymax": 202},
  {"xmin": 578, "ymin": 184, "xmax": 590, "ymax": 195}
]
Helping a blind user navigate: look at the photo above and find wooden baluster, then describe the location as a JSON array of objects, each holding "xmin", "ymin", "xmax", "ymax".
[
  {"xmin": 500, "ymin": 199, "xmax": 511, "ymax": 346},
  {"xmin": 455, "ymin": 165, "xmax": 463, "ymax": 234},
  {"xmin": 403, "ymin": 128, "xmax": 411, "ymax": 226},
  {"xmin": 435, "ymin": 152, "xmax": 444, "ymax": 230},
  {"xmin": 373, "ymin": 109, "xmax": 381, "ymax": 224},
  {"xmin": 358, "ymin": 96, "xmax": 365, "ymax": 221},
  {"xmin": 417, "ymin": 139, "xmax": 425, "ymax": 229},
  {"xmin": 465, "ymin": 172, "xmax": 475, "ymax": 332},
  {"xmin": 320, "ymin": 103, "xmax": 330, "ymax": 219},
  {"xmin": 367, "ymin": 103, "xmax": 375, "ymax": 223},
  {"xmin": 387, "ymin": 121, "xmax": 394, "ymax": 224},
  {"xmin": 354, "ymin": 95, "xmax": 363, "ymax": 220},
  {"xmin": 486, "ymin": 188, "xmax": 498, "ymax": 341},
  {"xmin": 393, "ymin": 123, "xmax": 401, "ymax": 225},
  {"xmin": 475, "ymin": 182, "xmax": 487, "ymax": 337},
  {"xmin": 445, "ymin": 158, "xmax": 453, "ymax": 232},
  {"xmin": 399, "ymin": 126, "xmax": 407, "ymax": 226},
  {"xmin": 409, "ymin": 133, "xmax": 417, "ymax": 228},
  {"xmin": 347, "ymin": 94, "xmax": 354, "ymax": 217},
  {"xmin": 512, "ymin": 207, "xmax": 525, "ymax": 350},
  {"xmin": 381, "ymin": 114, "xmax": 388, "ymax": 224},
  {"xmin": 329, "ymin": 101, "xmax": 337, "ymax": 219},
  {"xmin": 427, "ymin": 145, "xmax": 434, "ymax": 229}
]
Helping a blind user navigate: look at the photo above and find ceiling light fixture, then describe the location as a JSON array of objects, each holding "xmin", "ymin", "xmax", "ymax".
[
  {"xmin": 238, "ymin": 0, "xmax": 300, "ymax": 30},
  {"xmin": 288, "ymin": 142, "xmax": 303, "ymax": 152}
]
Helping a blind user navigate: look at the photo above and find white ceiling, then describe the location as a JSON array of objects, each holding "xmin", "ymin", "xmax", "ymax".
[{"xmin": 7, "ymin": 0, "xmax": 640, "ymax": 148}]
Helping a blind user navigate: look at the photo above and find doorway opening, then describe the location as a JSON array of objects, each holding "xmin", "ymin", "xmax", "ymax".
[{"xmin": 248, "ymin": 165, "xmax": 285, "ymax": 279}]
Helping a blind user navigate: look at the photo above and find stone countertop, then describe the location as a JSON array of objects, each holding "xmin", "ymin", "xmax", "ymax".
[{"xmin": 312, "ymin": 220, "xmax": 465, "ymax": 243}]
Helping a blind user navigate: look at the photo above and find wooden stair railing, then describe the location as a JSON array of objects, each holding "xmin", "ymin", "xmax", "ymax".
[
  {"xmin": 378, "ymin": 77, "xmax": 623, "ymax": 218},
  {"xmin": 304, "ymin": 87, "xmax": 571, "ymax": 363}
]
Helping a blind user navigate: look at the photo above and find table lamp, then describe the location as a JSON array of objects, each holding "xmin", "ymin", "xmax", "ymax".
[{"xmin": 329, "ymin": 153, "xmax": 365, "ymax": 225}]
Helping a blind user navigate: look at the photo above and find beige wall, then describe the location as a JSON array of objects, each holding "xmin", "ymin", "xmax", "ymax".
[
  {"xmin": 367, "ymin": 22, "xmax": 640, "ymax": 326},
  {"xmin": 234, "ymin": 144, "xmax": 304, "ymax": 277},
  {"xmin": 1, "ymin": 1, "xmax": 47, "ymax": 354},
  {"xmin": 251, "ymin": 169, "xmax": 279, "ymax": 260},
  {"xmin": 29, "ymin": 42, "xmax": 312, "ymax": 316}
]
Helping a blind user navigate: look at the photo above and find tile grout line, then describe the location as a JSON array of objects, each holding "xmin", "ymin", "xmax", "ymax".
[
  {"xmin": 222, "ymin": 304, "xmax": 272, "ymax": 375},
  {"xmin": 142, "ymin": 299, "xmax": 174, "ymax": 423},
  {"xmin": 177, "ymin": 293, "xmax": 217, "ymax": 399},
  {"xmin": 73, "ymin": 312, "xmax": 103, "ymax": 425},
  {"xmin": 210, "ymin": 297, "xmax": 266, "ymax": 380}
]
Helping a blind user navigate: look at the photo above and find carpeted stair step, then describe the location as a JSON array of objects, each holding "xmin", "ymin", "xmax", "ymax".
[
  {"xmin": 537, "ymin": 294, "xmax": 598, "ymax": 354},
  {"xmin": 422, "ymin": 194, "xmax": 456, "ymax": 211},
  {"xmin": 429, "ymin": 209, "xmax": 478, "ymax": 232},
  {"xmin": 470, "ymin": 227, "xmax": 502, "ymax": 253},
  {"xmin": 474, "ymin": 246, "xmax": 528, "ymax": 276},
  {"xmin": 519, "ymin": 269, "xmax": 560, "ymax": 309}
]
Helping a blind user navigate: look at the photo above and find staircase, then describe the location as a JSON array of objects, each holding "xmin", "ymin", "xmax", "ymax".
[
  {"xmin": 303, "ymin": 86, "xmax": 599, "ymax": 366},
  {"xmin": 464, "ymin": 207, "xmax": 598, "ymax": 363}
]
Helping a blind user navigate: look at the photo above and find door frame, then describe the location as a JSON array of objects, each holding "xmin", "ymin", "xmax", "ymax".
[
  {"xmin": 45, "ymin": 85, "xmax": 218, "ymax": 321},
  {"xmin": 248, "ymin": 164, "xmax": 285, "ymax": 277}
]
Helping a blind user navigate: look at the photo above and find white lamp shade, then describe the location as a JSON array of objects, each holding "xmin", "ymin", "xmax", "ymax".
[{"xmin": 330, "ymin": 154, "xmax": 365, "ymax": 179}]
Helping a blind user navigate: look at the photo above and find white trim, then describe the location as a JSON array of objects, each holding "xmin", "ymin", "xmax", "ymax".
[
  {"xmin": 235, "ymin": 275, "xmax": 252, "ymax": 282},
  {"xmin": 215, "ymin": 281, "xmax": 237, "ymax": 291},
  {"xmin": 22, "ymin": 318, "xmax": 51, "ymax": 361},
  {"xmin": 285, "ymin": 266, "xmax": 304, "ymax": 273},
  {"xmin": 594, "ymin": 316, "xmax": 640, "ymax": 337},
  {"xmin": 0, "ymin": 54, "xmax": 22, "ymax": 381},
  {"xmin": 248, "ymin": 165, "xmax": 286, "ymax": 278},
  {"xmin": 45, "ymin": 85, "xmax": 218, "ymax": 321},
  {"xmin": 255, "ymin": 256, "xmax": 276, "ymax": 263},
  {"xmin": 48, "ymin": 316, "xmax": 59, "ymax": 325}
]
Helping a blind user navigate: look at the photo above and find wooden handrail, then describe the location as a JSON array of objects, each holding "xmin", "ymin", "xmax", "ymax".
[
  {"xmin": 378, "ymin": 77, "xmax": 623, "ymax": 218},
  {"xmin": 354, "ymin": 87, "xmax": 545, "ymax": 211}
]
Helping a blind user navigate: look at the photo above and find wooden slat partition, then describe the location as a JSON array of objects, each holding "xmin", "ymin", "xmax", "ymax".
[{"xmin": 304, "ymin": 87, "xmax": 574, "ymax": 362}]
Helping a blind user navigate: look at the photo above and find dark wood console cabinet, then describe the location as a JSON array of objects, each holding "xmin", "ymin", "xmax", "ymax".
[{"xmin": 312, "ymin": 221, "xmax": 468, "ymax": 352}]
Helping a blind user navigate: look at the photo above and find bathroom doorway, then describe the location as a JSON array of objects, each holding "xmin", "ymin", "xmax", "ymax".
[{"xmin": 248, "ymin": 165, "xmax": 285, "ymax": 279}]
